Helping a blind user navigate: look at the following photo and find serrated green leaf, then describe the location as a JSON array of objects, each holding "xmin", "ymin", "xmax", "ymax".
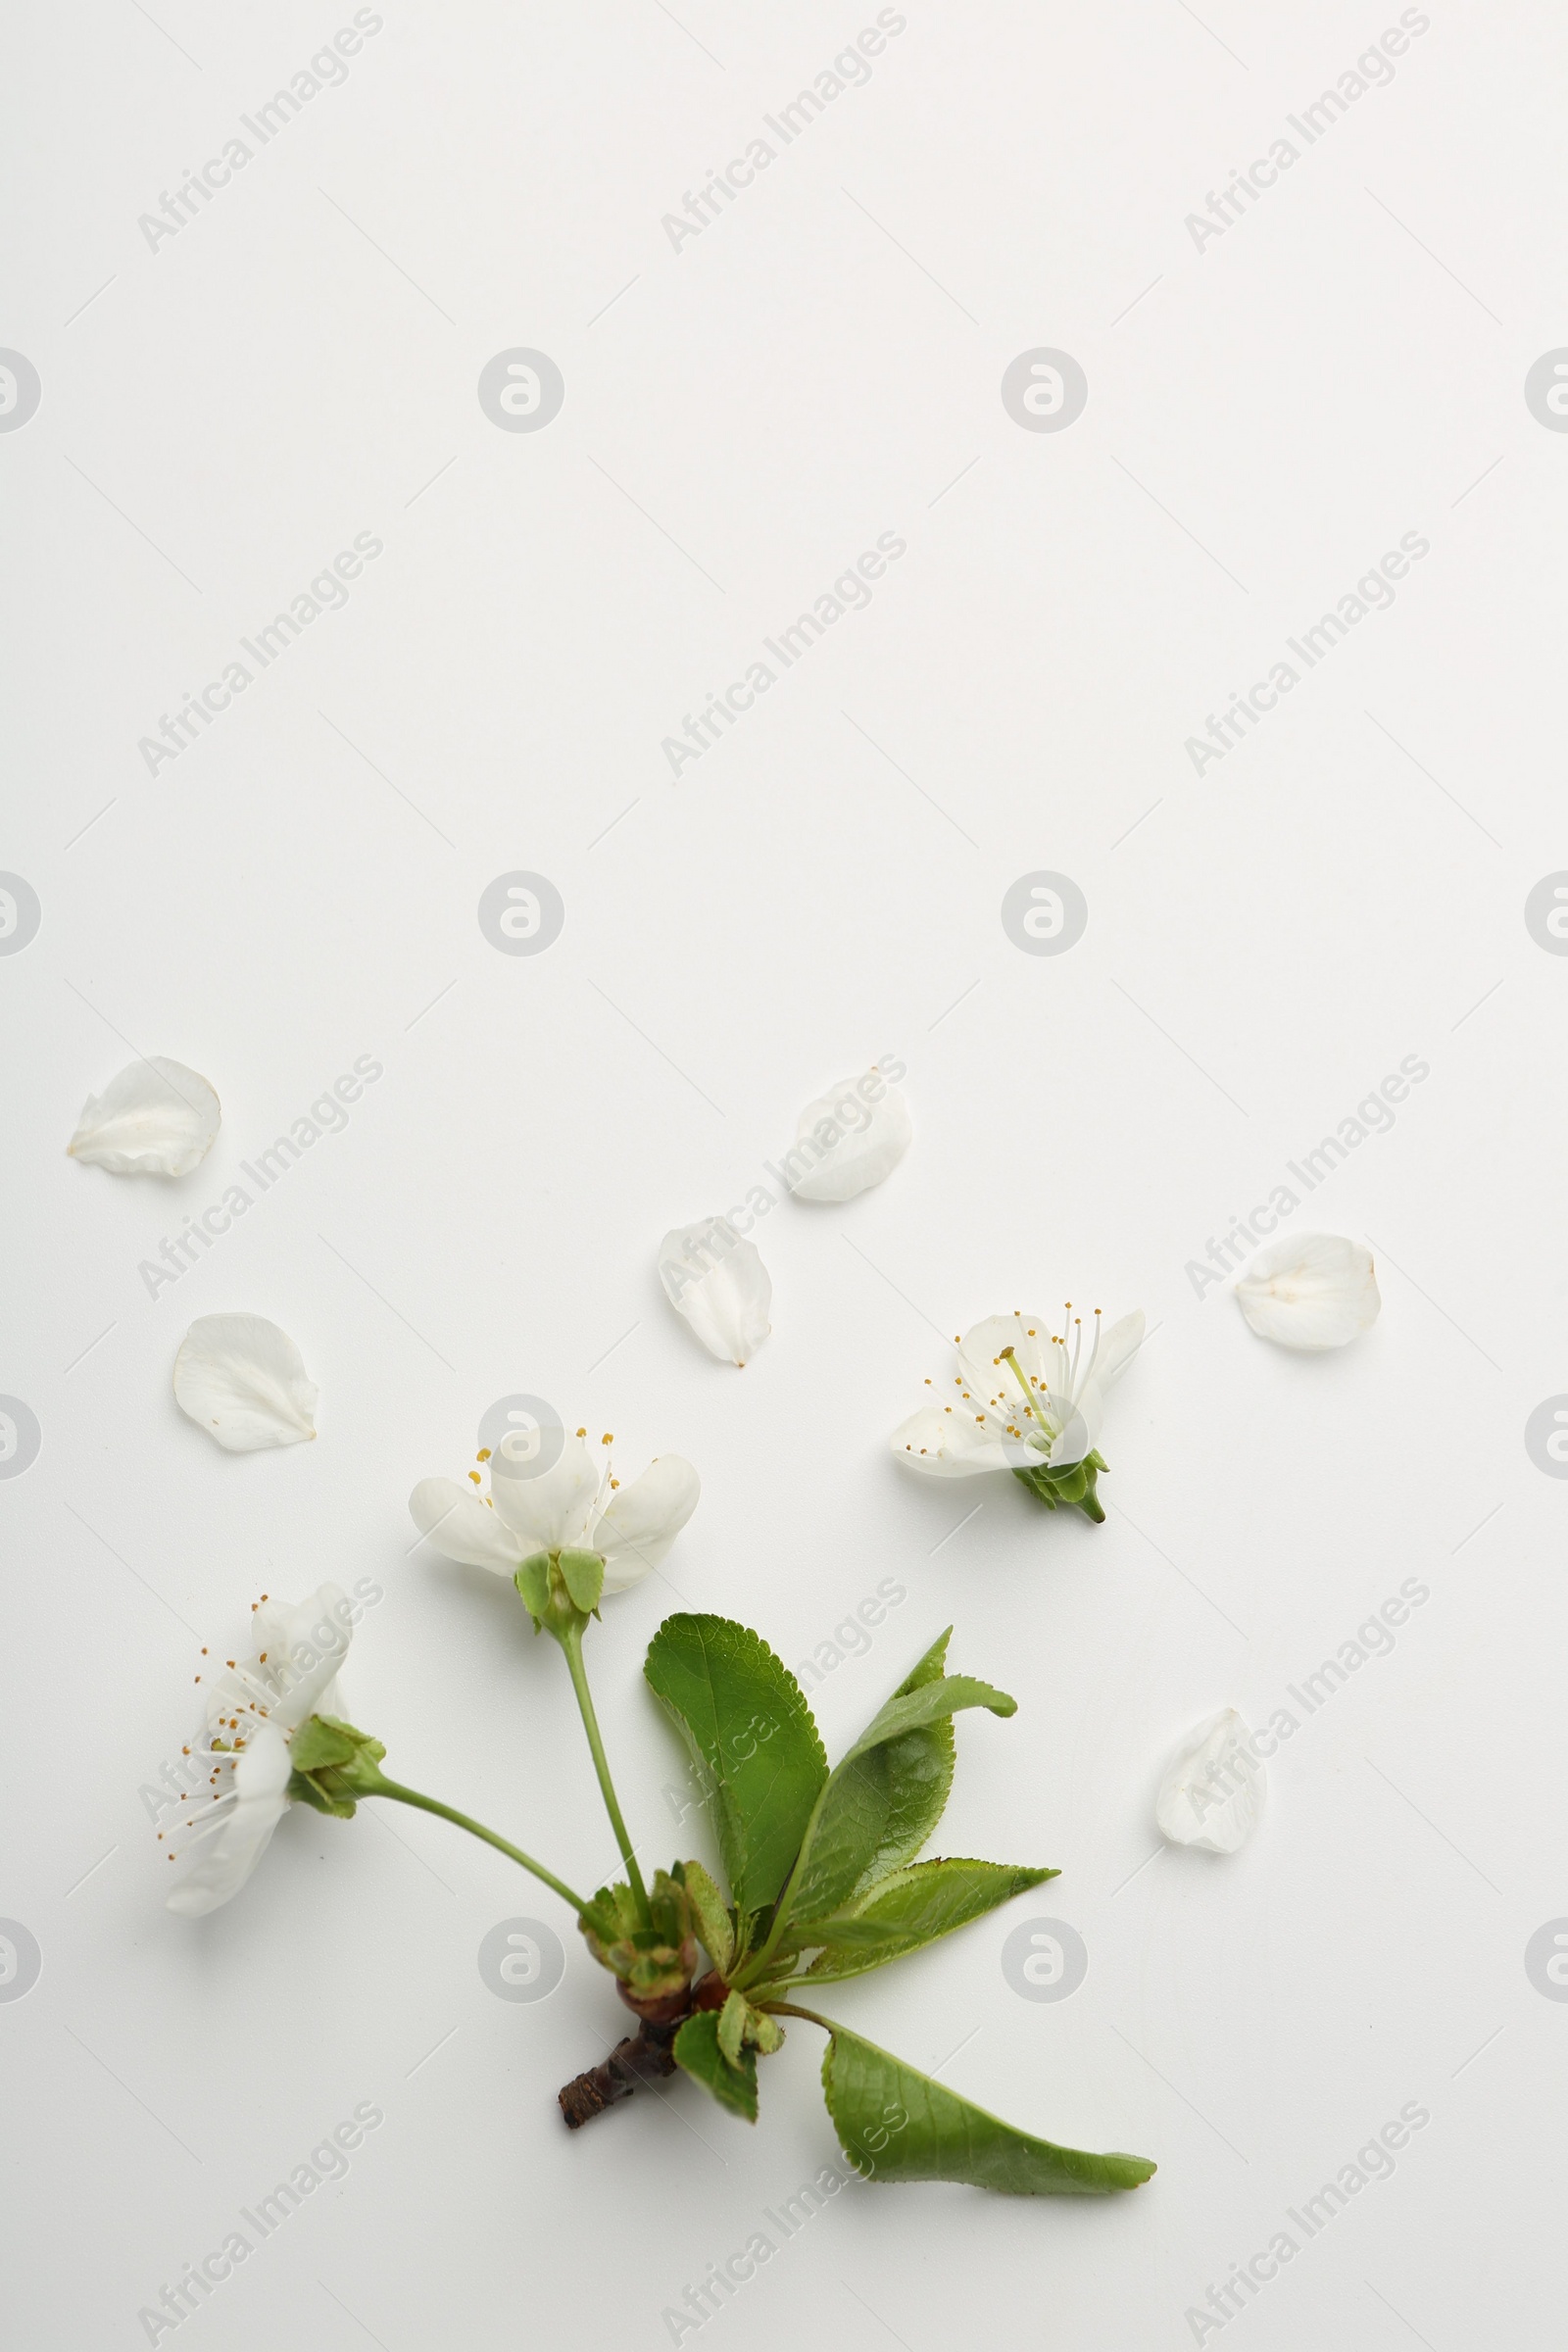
[
  {"xmin": 558, "ymin": 1546, "xmax": 605, "ymax": 1612},
  {"xmin": 644, "ymin": 1615, "xmax": 827, "ymax": 1919},
  {"xmin": 819, "ymin": 2024, "xmax": 1154, "ymax": 2195},
  {"xmin": 681, "ymin": 1857, "xmax": 735, "ymax": 1976},
  {"xmin": 773, "ymin": 1638, "xmax": 1016, "ymax": 1935},
  {"xmin": 672, "ymin": 2011, "xmax": 759, "ymax": 2122},
  {"xmin": 845, "ymin": 1629, "xmax": 955, "ymax": 1896},
  {"xmin": 759, "ymin": 1859, "xmax": 1057, "ymax": 1988},
  {"xmin": 842, "ymin": 1670, "xmax": 1016, "ymax": 1766}
]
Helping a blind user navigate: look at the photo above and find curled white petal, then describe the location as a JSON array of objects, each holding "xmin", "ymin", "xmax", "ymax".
[
  {"xmin": 68, "ymin": 1057, "xmax": 220, "ymax": 1177},
  {"xmin": 597, "ymin": 1454, "xmax": 701, "ymax": 1592},
  {"xmin": 789, "ymin": 1065, "xmax": 912, "ymax": 1202},
  {"xmin": 409, "ymin": 1478, "xmax": 525, "ymax": 1575},
  {"xmin": 173, "ymin": 1313, "xmax": 318, "ymax": 1451},
  {"xmin": 1155, "ymin": 1709, "xmax": 1265, "ymax": 1854},
  {"xmin": 1235, "ymin": 1233, "xmax": 1380, "ymax": 1351},
  {"xmin": 660, "ymin": 1219, "xmax": 771, "ymax": 1366}
]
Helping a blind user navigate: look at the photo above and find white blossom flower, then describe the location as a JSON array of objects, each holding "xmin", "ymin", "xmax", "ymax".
[
  {"xmin": 1155, "ymin": 1708, "xmax": 1264, "ymax": 1854},
  {"xmin": 173, "ymin": 1313, "xmax": 318, "ymax": 1451},
  {"xmin": 68, "ymin": 1056, "xmax": 220, "ymax": 1177},
  {"xmin": 1234, "ymin": 1233, "xmax": 1380, "ymax": 1351},
  {"xmin": 660, "ymin": 1218, "xmax": 771, "ymax": 1366},
  {"xmin": 788, "ymin": 1064, "xmax": 912, "ymax": 1202},
  {"xmin": 164, "ymin": 1586, "xmax": 354, "ymax": 1915},
  {"xmin": 891, "ymin": 1303, "xmax": 1144, "ymax": 1480},
  {"xmin": 410, "ymin": 1428, "xmax": 699, "ymax": 1594}
]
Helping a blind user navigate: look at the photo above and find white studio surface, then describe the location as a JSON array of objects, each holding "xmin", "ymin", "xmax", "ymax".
[{"xmin": 4, "ymin": 4, "xmax": 1567, "ymax": 2346}]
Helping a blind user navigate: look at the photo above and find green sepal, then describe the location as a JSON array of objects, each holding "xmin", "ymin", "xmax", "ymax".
[
  {"xmin": 558, "ymin": 1547, "xmax": 605, "ymax": 1613},
  {"xmin": 673, "ymin": 2011, "xmax": 759, "ymax": 2122},
  {"xmin": 286, "ymin": 1715, "xmax": 386, "ymax": 1818},
  {"xmin": 514, "ymin": 1551, "xmax": 552, "ymax": 1621},
  {"xmin": 819, "ymin": 2023, "xmax": 1154, "ymax": 2195},
  {"xmin": 756, "ymin": 1858, "xmax": 1057, "ymax": 1990},
  {"xmin": 1012, "ymin": 1449, "xmax": 1108, "ymax": 1523},
  {"xmin": 681, "ymin": 1857, "xmax": 735, "ymax": 1975}
]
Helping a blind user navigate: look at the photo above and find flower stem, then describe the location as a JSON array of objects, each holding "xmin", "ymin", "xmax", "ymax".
[
  {"xmin": 559, "ymin": 1619, "xmax": 651, "ymax": 1926},
  {"xmin": 368, "ymin": 1777, "xmax": 590, "ymax": 1918}
]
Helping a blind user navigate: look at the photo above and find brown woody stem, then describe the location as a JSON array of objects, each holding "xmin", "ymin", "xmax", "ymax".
[{"xmin": 558, "ymin": 2021, "xmax": 678, "ymax": 2130}]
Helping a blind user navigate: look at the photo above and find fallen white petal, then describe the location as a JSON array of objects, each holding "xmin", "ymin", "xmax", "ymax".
[
  {"xmin": 660, "ymin": 1219, "xmax": 771, "ymax": 1366},
  {"xmin": 173, "ymin": 1313, "xmax": 318, "ymax": 1451},
  {"xmin": 1235, "ymin": 1232, "xmax": 1381, "ymax": 1351},
  {"xmin": 789, "ymin": 1065, "xmax": 912, "ymax": 1202},
  {"xmin": 1155, "ymin": 1708, "xmax": 1265, "ymax": 1854},
  {"xmin": 68, "ymin": 1057, "xmax": 220, "ymax": 1177}
]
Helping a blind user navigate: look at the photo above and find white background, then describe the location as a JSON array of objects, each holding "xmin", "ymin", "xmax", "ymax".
[{"xmin": 4, "ymin": 3, "xmax": 1567, "ymax": 2345}]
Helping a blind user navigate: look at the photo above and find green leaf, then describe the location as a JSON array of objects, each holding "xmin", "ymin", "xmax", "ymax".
[
  {"xmin": 681, "ymin": 1857, "xmax": 735, "ymax": 1976},
  {"xmin": 777, "ymin": 1637, "xmax": 1016, "ymax": 1933},
  {"xmin": 762, "ymin": 1859, "xmax": 1057, "ymax": 1987},
  {"xmin": 558, "ymin": 1546, "xmax": 605, "ymax": 1612},
  {"xmin": 842, "ymin": 1629, "xmax": 956, "ymax": 1895},
  {"xmin": 819, "ymin": 2024, "xmax": 1154, "ymax": 2195},
  {"xmin": 644, "ymin": 1615, "xmax": 827, "ymax": 1920},
  {"xmin": 843, "ymin": 1669, "xmax": 1016, "ymax": 1767},
  {"xmin": 672, "ymin": 2011, "xmax": 759, "ymax": 2123},
  {"xmin": 716, "ymin": 1988, "xmax": 749, "ymax": 2068}
]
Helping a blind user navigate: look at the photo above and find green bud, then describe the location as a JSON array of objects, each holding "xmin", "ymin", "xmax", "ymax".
[{"xmin": 578, "ymin": 1867, "xmax": 700, "ymax": 2008}]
